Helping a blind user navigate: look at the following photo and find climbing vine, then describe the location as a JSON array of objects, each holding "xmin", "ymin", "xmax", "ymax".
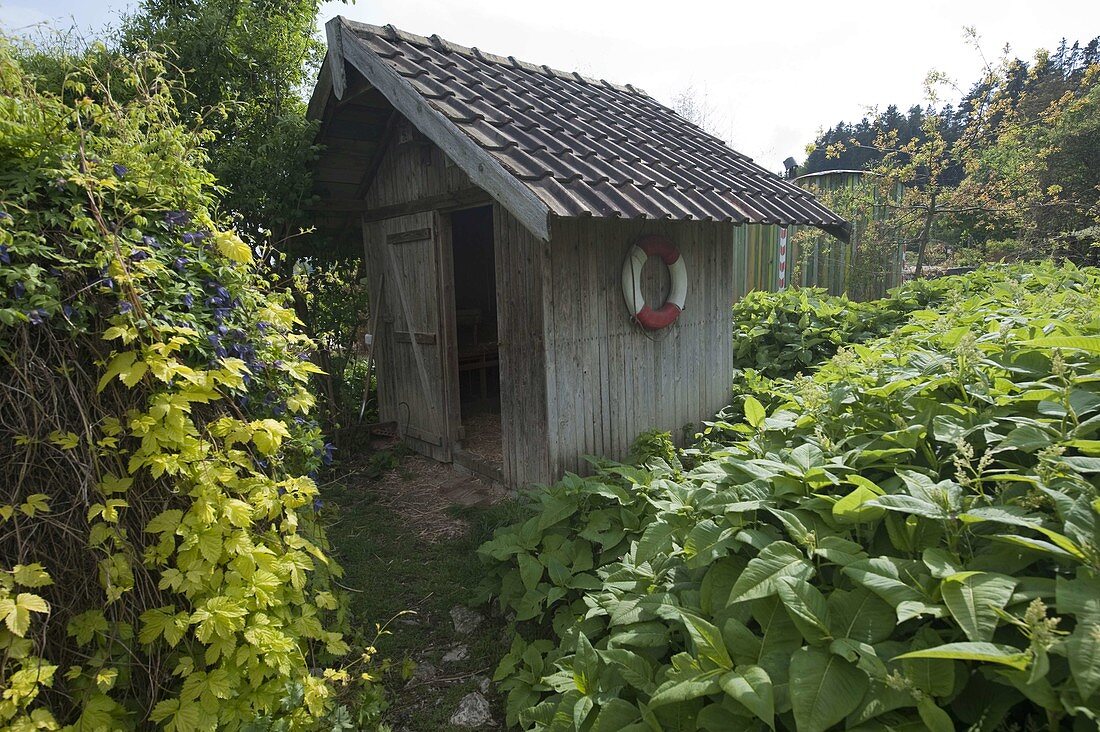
[{"xmin": 0, "ymin": 41, "xmax": 371, "ymax": 729}]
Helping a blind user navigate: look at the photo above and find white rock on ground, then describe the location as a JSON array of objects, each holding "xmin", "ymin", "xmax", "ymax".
[
  {"xmin": 449, "ymin": 691, "xmax": 493, "ymax": 728},
  {"xmin": 442, "ymin": 644, "xmax": 469, "ymax": 663},
  {"xmin": 450, "ymin": 605, "xmax": 483, "ymax": 635}
]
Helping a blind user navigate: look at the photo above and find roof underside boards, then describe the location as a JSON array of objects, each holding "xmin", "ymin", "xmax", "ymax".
[{"xmin": 321, "ymin": 17, "xmax": 847, "ymax": 240}]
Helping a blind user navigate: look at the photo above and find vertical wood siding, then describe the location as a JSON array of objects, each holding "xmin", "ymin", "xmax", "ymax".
[
  {"xmin": 542, "ymin": 217, "xmax": 735, "ymax": 475},
  {"xmin": 494, "ymin": 206, "xmax": 552, "ymax": 486},
  {"xmin": 364, "ymin": 119, "xmax": 477, "ymax": 209}
]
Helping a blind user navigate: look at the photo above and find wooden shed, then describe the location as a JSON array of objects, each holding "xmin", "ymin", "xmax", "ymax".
[{"xmin": 308, "ymin": 18, "xmax": 847, "ymax": 487}]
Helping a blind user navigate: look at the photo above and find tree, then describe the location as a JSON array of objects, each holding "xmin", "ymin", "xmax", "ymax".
[
  {"xmin": 824, "ymin": 30, "xmax": 1099, "ymax": 275},
  {"xmin": 118, "ymin": 0, "xmax": 343, "ymax": 243}
]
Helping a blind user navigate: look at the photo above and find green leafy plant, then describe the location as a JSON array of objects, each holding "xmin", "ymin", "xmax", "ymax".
[
  {"xmin": 482, "ymin": 263, "xmax": 1100, "ymax": 730},
  {"xmin": 0, "ymin": 41, "xmax": 383, "ymax": 729}
]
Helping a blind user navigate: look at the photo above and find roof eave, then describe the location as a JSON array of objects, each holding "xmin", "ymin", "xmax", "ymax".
[{"xmin": 326, "ymin": 17, "xmax": 552, "ymax": 241}]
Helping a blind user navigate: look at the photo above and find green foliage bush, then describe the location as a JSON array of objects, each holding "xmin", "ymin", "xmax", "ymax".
[
  {"xmin": 481, "ymin": 263, "xmax": 1100, "ymax": 731},
  {"xmin": 730, "ymin": 288, "xmax": 911, "ymax": 379},
  {"xmin": 0, "ymin": 42, "xmax": 376, "ymax": 729}
]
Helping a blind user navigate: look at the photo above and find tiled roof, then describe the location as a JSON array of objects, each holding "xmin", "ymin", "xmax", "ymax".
[{"xmin": 337, "ymin": 19, "xmax": 845, "ymax": 230}]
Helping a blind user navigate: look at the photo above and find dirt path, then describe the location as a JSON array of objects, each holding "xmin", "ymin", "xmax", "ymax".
[{"xmin": 321, "ymin": 440, "xmax": 517, "ymax": 730}]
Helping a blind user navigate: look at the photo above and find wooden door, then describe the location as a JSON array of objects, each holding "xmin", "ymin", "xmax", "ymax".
[{"xmin": 363, "ymin": 212, "xmax": 458, "ymax": 461}]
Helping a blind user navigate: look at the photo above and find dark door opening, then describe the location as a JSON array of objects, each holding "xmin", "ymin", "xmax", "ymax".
[{"xmin": 449, "ymin": 205, "xmax": 502, "ymax": 471}]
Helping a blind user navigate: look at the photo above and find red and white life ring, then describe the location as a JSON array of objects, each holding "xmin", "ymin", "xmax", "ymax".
[{"xmin": 621, "ymin": 235, "xmax": 687, "ymax": 330}]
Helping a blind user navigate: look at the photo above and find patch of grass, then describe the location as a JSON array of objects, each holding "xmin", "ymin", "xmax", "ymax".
[{"xmin": 320, "ymin": 453, "xmax": 531, "ymax": 730}]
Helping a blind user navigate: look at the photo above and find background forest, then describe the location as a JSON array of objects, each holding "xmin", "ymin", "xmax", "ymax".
[{"xmin": 798, "ymin": 35, "xmax": 1100, "ymax": 271}]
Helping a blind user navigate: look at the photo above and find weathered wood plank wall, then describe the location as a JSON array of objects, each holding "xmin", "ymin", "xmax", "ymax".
[
  {"xmin": 494, "ymin": 206, "xmax": 552, "ymax": 486},
  {"xmin": 542, "ymin": 217, "xmax": 736, "ymax": 475}
]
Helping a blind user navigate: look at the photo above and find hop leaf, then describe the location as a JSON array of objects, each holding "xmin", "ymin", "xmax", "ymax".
[{"xmin": 215, "ymin": 230, "xmax": 252, "ymax": 264}]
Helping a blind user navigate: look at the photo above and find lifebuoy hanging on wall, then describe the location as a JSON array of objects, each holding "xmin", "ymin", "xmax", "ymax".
[{"xmin": 621, "ymin": 235, "xmax": 687, "ymax": 330}]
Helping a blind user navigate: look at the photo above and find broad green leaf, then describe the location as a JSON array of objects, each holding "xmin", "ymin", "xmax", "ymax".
[
  {"xmin": 722, "ymin": 616, "xmax": 763, "ymax": 665},
  {"xmin": 728, "ymin": 542, "xmax": 813, "ymax": 603},
  {"xmin": 518, "ymin": 553, "xmax": 543, "ymax": 591},
  {"xmin": 647, "ymin": 667, "xmax": 723, "ymax": 709},
  {"xmin": 752, "ymin": 596, "xmax": 803, "ymax": 659},
  {"xmin": 609, "ymin": 621, "xmax": 668, "ymax": 649},
  {"xmin": 719, "ymin": 665, "xmax": 775, "ymax": 729},
  {"xmin": 894, "ymin": 642, "xmax": 1030, "ymax": 670},
  {"xmin": 826, "ymin": 588, "xmax": 895, "ymax": 644},
  {"xmin": 832, "ymin": 485, "xmax": 885, "ymax": 524},
  {"xmin": 901, "ymin": 628, "xmax": 957, "ymax": 698},
  {"xmin": 683, "ymin": 519, "xmax": 736, "ymax": 569},
  {"xmin": 591, "ymin": 699, "xmax": 642, "ymax": 732},
  {"xmin": 842, "ymin": 557, "xmax": 943, "ymax": 621},
  {"xmin": 537, "ymin": 496, "xmax": 579, "ymax": 531},
  {"xmin": 871, "ymin": 494, "xmax": 946, "ymax": 519},
  {"xmin": 679, "ymin": 610, "xmax": 733, "ymax": 670},
  {"xmin": 599, "ymin": 649, "xmax": 656, "ymax": 694},
  {"xmin": 12, "ymin": 563, "xmax": 52, "ymax": 588},
  {"xmin": 776, "ymin": 576, "xmax": 830, "ymax": 644},
  {"xmin": 1023, "ymin": 335, "xmax": 1100, "ymax": 353},
  {"xmin": 789, "ymin": 647, "xmax": 868, "ymax": 732},
  {"xmin": 1, "ymin": 593, "xmax": 50, "ymax": 636},
  {"xmin": 573, "ymin": 632, "xmax": 599, "ymax": 694},
  {"xmin": 921, "ymin": 548, "xmax": 960, "ymax": 579},
  {"xmin": 744, "ymin": 396, "xmax": 767, "ymax": 429},
  {"xmin": 940, "ymin": 572, "xmax": 1016, "ymax": 642},
  {"xmin": 916, "ymin": 696, "xmax": 954, "ymax": 732},
  {"xmin": 1056, "ymin": 574, "xmax": 1100, "ymax": 621},
  {"xmin": 636, "ymin": 519, "xmax": 678, "ymax": 563},
  {"xmin": 1066, "ymin": 624, "xmax": 1100, "ymax": 699}
]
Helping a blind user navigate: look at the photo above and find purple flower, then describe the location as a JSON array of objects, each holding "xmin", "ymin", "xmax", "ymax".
[
  {"xmin": 112, "ymin": 163, "xmax": 128, "ymax": 178},
  {"xmin": 0, "ymin": 210, "xmax": 9, "ymax": 220},
  {"xmin": 119, "ymin": 300, "xmax": 133, "ymax": 314},
  {"xmin": 313, "ymin": 499, "xmax": 324, "ymax": 511},
  {"xmin": 142, "ymin": 235, "xmax": 160, "ymax": 249},
  {"xmin": 131, "ymin": 249, "xmax": 151, "ymax": 262},
  {"xmin": 182, "ymin": 293, "xmax": 194, "ymax": 310},
  {"xmin": 207, "ymin": 333, "xmax": 221, "ymax": 348},
  {"xmin": 322, "ymin": 442, "xmax": 336, "ymax": 466},
  {"xmin": 257, "ymin": 321, "xmax": 268, "ymax": 333},
  {"xmin": 181, "ymin": 231, "xmax": 208, "ymax": 243},
  {"xmin": 12, "ymin": 281, "xmax": 25, "ymax": 298},
  {"xmin": 164, "ymin": 210, "xmax": 191, "ymax": 227},
  {"xmin": 0, "ymin": 245, "xmax": 9, "ymax": 264},
  {"xmin": 172, "ymin": 257, "xmax": 188, "ymax": 272},
  {"xmin": 62, "ymin": 304, "xmax": 74, "ymax": 318},
  {"xmin": 26, "ymin": 308, "xmax": 48, "ymax": 325}
]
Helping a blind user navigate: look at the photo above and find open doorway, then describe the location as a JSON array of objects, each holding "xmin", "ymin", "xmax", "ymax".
[{"xmin": 449, "ymin": 205, "xmax": 502, "ymax": 476}]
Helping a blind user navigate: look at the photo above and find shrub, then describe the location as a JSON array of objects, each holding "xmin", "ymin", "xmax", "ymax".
[
  {"xmin": 730, "ymin": 288, "xmax": 909, "ymax": 379},
  {"xmin": 0, "ymin": 42, "xmax": 372, "ymax": 729},
  {"xmin": 481, "ymin": 262, "xmax": 1100, "ymax": 730}
]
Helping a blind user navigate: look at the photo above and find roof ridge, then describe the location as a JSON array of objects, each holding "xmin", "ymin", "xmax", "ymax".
[{"xmin": 339, "ymin": 17, "xmax": 648, "ymax": 97}]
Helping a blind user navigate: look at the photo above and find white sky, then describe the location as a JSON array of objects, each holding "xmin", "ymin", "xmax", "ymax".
[{"xmin": 6, "ymin": 0, "xmax": 1100, "ymax": 171}]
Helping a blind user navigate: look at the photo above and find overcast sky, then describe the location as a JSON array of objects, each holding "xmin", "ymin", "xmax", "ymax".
[{"xmin": 4, "ymin": 1, "xmax": 1100, "ymax": 171}]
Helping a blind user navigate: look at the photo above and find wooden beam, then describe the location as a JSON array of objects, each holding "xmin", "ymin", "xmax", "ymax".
[
  {"xmin": 325, "ymin": 18, "xmax": 347, "ymax": 99},
  {"xmin": 332, "ymin": 17, "xmax": 552, "ymax": 241},
  {"xmin": 306, "ymin": 60, "xmax": 333, "ymax": 121}
]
